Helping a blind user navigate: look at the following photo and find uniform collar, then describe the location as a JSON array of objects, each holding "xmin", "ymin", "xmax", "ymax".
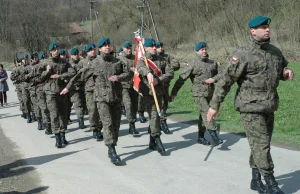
[
  {"xmin": 250, "ymin": 35, "xmax": 270, "ymax": 50},
  {"xmin": 197, "ymin": 54, "xmax": 209, "ymax": 62},
  {"xmin": 101, "ymin": 52, "xmax": 113, "ymax": 61}
]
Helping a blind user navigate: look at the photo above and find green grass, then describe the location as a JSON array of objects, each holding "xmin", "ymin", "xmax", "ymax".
[
  {"xmin": 168, "ymin": 62, "xmax": 300, "ymax": 149},
  {"xmin": 3, "ymin": 62, "xmax": 15, "ymax": 71}
]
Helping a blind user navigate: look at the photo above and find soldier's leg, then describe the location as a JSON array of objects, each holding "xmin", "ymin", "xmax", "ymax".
[
  {"xmin": 67, "ymin": 94, "xmax": 72, "ymax": 123},
  {"xmin": 123, "ymin": 88, "xmax": 138, "ymax": 135},
  {"xmin": 22, "ymin": 87, "xmax": 32, "ymax": 123},
  {"xmin": 138, "ymin": 95, "xmax": 147, "ymax": 123},
  {"xmin": 144, "ymin": 95, "xmax": 165, "ymax": 154},
  {"xmin": 160, "ymin": 85, "xmax": 171, "ymax": 134},
  {"xmin": 97, "ymin": 101, "xmax": 121, "ymax": 164},
  {"xmin": 85, "ymin": 91, "xmax": 102, "ymax": 140},
  {"xmin": 29, "ymin": 89, "xmax": 42, "ymax": 129},
  {"xmin": 37, "ymin": 87, "xmax": 51, "ymax": 134},
  {"xmin": 58, "ymin": 94, "xmax": 69, "ymax": 146},
  {"xmin": 195, "ymin": 96, "xmax": 222, "ymax": 145},
  {"xmin": 46, "ymin": 93, "xmax": 61, "ymax": 143},
  {"xmin": 16, "ymin": 87, "xmax": 25, "ymax": 115},
  {"xmin": 70, "ymin": 90, "xmax": 85, "ymax": 129}
]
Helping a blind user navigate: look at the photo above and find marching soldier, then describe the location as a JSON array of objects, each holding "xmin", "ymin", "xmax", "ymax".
[
  {"xmin": 118, "ymin": 41, "xmax": 139, "ymax": 136},
  {"xmin": 207, "ymin": 16, "xmax": 293, "ymax": 194},
  {"xmin": 40, "ymin": 42, "xmax": 76, "ymax": 148},
  {"xmin": 171, "ymin": 42, "xmax": 223, "ymax": 146}
]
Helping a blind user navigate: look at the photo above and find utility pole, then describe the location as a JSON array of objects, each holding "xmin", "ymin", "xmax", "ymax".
[
  {"xmin": 145, "ymin": 0, "xmax": 159, "ymax": 41},
  {"xmin": 137, "ymin": 1, "xmax": 146, "ymax": 37},
  {"xmin": 89, "ymin": 1, "xmax": 96, "ymax": 41}
]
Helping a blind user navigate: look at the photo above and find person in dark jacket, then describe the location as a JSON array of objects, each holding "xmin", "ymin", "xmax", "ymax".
[{"xmin": 0, "ymin": 64, "xmax": 9, "ymax": 106}]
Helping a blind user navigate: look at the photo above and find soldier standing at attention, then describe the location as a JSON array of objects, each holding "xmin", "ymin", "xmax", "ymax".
[
  {"xmin": 170, "ymin": 42, "xmax": 223, "ymax": 146},
  {"xmin": 69, "ymin": 48, "xmax": 86, "ymax": 129},
  {"xmin": 136, "ymin": 38, "xmax": 168, "ymax": 155},
  {"xmin": 41, "ymin": 42, "xmax": 76, "ymax": 148},
  {"xmin": 118, "ymin": 41, "xmax": 139, "ymax": 136},
  {"xmin": 207, "ymin": 16, "xmax": 293, "ymax": 194},
  {"xmin": 61, "ymin": 38, "xmax": 130, "ymax": 164}
]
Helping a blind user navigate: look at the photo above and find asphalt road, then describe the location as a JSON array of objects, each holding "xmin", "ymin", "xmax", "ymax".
[{"xmin": 0, "ymin": 72, "xmax": 300, "ymax": 194}]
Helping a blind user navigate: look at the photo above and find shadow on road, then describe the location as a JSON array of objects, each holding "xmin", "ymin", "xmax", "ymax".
[
  {"xmin": 0, "ymin": 113, "xmax": 22, "ymax": 120},
  {"xmin": 0, "ymin": 148, "xmax": 90, "ymax": 179},
  {"xmin": 277, "ymin": 170, "xmax": 300, "ymax": 194},
  {"xmin": 4, "ymin": 186, "xmax": 49, "ymax": 194},
  {"xmin": 218, "ymin": 132, "xmax": 246, "ymax": 151}
]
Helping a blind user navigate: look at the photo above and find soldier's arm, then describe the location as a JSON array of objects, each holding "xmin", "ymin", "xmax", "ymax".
[
  {"xmin": 159, "ymin": 61, "xmax": 174, "ymax": 83},
  {"xmin": 65, "ymin": 68, "xmax": 85, "ymax": 90},
  {"xmin": 212, "ymin": 62, "xmax": 223, "ymax": 82},
  {"xmin": 40, "ymin": 63, "xmax": 52, "ymax": 81},
  {"xmin": 209, "ymin": 53, "xmax": 247, "ymax": 111},
  {"xmin": 136, "ymin": 59, "xmax": 151, "ymax": 76},
  {"xmin": 281, "ymin": 55, "xmax": 291, "ymax": 81},
  {"xmin": 169, "ymin": 54, "xmax": 180, "ymax": 71},
  {"xmin": 171, "ymin": 64, "xmax": 193, "ymax": 96},
  {"xmin": 115, "ymin": 59, "xmax": 132, "ymax": 82},
  {"xmin": 59, "ymin": 62, "xmax": 76, "ymax": 81}
]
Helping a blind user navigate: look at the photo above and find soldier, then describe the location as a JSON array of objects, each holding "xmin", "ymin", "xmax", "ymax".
[
  {"xmin": 41, "ymin": 42, "xmax": 76, "ymax": 148},
  {"xmin": 69, "ymin": 48, "xmax": 86, "ymax": 129},
  {"xmin": 10, "ymin": 57, "xmax": 26, "ymax": 118},
  {"xmin": 156, "ymin": 41, "xmax": 180, "ymax": 71},
  {"xmin": 170, "ymin": 42, "xmax": 223, "ymax": 146},
  {"xmin": 118, "ymin": 41, "xmax": 139, "ymax": 136},
  {"xmin": 59, "ymin": 49, "xmax": 67, "ymax": 59},
  {"xmin": 207, "ymin": 16, "xmax": 293, "ymax": 194},
  {"xmin": 117, "ymin": 47, "xmax": 123, "ymax": 56},
  {"xmin": 136, "ymin": 38, "xmax": 169, "ymax": 155},
  {"xmin": 64, "ymin": 43, "xmax": 103, "ymax": 141},
  {"xmin": 61, "ymin": 38, "xmax": 130, "ymax": 164}
]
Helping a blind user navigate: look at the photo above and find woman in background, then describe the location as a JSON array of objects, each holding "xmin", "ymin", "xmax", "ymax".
[{"xmin": 0, "ymin": 64, "xmax": 9, "ymax": 106}]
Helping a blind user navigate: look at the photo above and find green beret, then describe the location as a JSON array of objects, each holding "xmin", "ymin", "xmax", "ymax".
[
  {"xmin": 17, "ymin": 57, "xmax": 22, "ymax": 62},
  {"xmin": 85, "ymin": 43, "xmax": 96, "ymax": 52},
  {"xmin": 195, "ymin": 42, "xmax": 207, "ymax": 51},
  {"xmin": 144, "ymin": 38, "xmax": 156, "ymax": 47},
  {"xmin": 248, "ymin": 16, "xmax": 271, "ymax": 28},
  {"xmin": 39, "ymin": 52, "xmax": 45, "ymax": 60},
  {"xmin": 156, "ymin": 41, "xmax": 163, "ymax": 47},
  {"xmin": 123, "ymin": 41, "xmax": 132, "ymax": 48},
  {"xmin": 59, "ymin": 49, "xmax": 66, "ymax": 55},
  {"xmin": 97, "ymin": 38, "xmax": 110, "ymax": 48},
  {"xmin": 48, "ymin": 42, "xmax": 59, "ymax": 51},
  {"xmin": 23, "ymin": 54, "xmax": 29, "ymax": 59},
  {"xmin": 70, "ymin": 48, "xmax": 79, "ymax": 55},
  {"xmin": 31, "ymin": 52, "xmax": 38, "ymax": 59},
  {"xmin": 117, "ymin": 48, "xmax": 123, "ymax": 53}
]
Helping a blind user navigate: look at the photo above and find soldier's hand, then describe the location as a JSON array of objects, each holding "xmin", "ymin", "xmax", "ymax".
[
  {"xmin": 147, "ymin": 72, "xmax": 154, "ymax": 83},
  {"xmin": 284, "ymin": 69, "xmax": 294, "ymax": 80},
  {"xmin": 50, "ymin": 74, "xmax": 59, "ymax": 79},
  {"xmin": 108, "ymin": 75, "xmax": 118, "ymax": 82},
  {"xmin": 46, "ymin": 65, "xmax": 51, "ymax": 72},
  {"xmin": 204, "ymin": 78, "xmax": 215, "ymax": 84},
  {"xmin": 207, "ymin": 108, "xmax": 218, "ymax": 121},
  {"xmin": 60, "ymin": 88, "xmax": 69, "ymax": 95},
  {"xmin": 130, "ymin": 67, "xmax": 135, "ymax": 72}
]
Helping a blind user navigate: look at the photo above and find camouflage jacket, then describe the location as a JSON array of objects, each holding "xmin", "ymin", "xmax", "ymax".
[
  {"xmin": 171, "ymin": 54, "xmax": 222, "ymax": 97},
  {"xmin": 18, "ymin": 63, "xmax": 31, "ymax": 89},
  {"xmin": 24, "ymin": 61, "xmax": 43, "ymax": 89},
  {"xmin": 40, "ymin": 56, "xmax": 76, "ymax": 94},
  {"xmin": 66, "ymin": 55, "xmax": 97, "ymax": 92},
  {"xmin": 210, "ymin": 37, "xmax": 290, "ymax": 113},
  {"xmin": 136, "ymin": 53, "xmax": 173, "ymax": 96},
  {"xmin": 10, "ymin": 66, "xmax": 22, "ymax": 86},
  {"xmin": 69, "ymin": 58, "xmax": 84, "ymax": 91},
  {"xmin": 159, "ymin": 52, "xmax": 180, "ymax": 71},
  {"xmin": 117, "ymin": 53, "xmax": 135, "ymax": 89}
]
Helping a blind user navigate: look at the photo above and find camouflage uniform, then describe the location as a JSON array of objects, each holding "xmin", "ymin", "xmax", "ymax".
[
  {"xmin": 171, "ymin": 54, "xmax": 222, "ymax": 132},
  {"xmin": 19, "ymin": 64, "xmax": 32, "ymax": 117},
  {"xmin": 40, "ymin": 56, "xmax": 76, "ymax": 134},
  {"xmin": 117, "ymin": 53, "xmax": 138, "ymax": 124},
  {"xmin": 66, "ymin": 55, "xmax": 102, "ymax": 132},
  {"xmin": 209, "ymin": 36, "xmax": 290, "ymax": 176},
  {"xmin": 10, "ymin": 66, "xmax": 25, "ymax": 113}
]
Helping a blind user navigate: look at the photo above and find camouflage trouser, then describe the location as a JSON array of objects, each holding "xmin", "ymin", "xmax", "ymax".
[
  {"xmin": 21, "ymin": 86, "xmax": 32, "ymax": 114},
  {"xmin": 160, "ymin": 84, "xmax": 169, "ymax": 121},
  {"xmin": 240, "ymin": 112, "xmax": 274, "ymax": 176},
  {"xmin": 144, "ymin": 95, "xmax": 162, "ymax": 136},
  {"xmin": 194, "ymin": 96, "xmax": 217, "ymax": 132},
  {"xmin": 29, "ymin": 87, "xmax": 41, "ymax": 118},
  {"xmin": 16, "ymin": 85, "xmax": 24, "ymax": 111},
  {"xmin": 70, "ymin": 90, "xmax": 85, "ymax": 118},
  {"xmin": 122, "ymin": 87, "xmax": 138, "ymax": 123},
  {"xmin": 36, "ymin": 86, "xmax": 50, "ymax": 124},
  {"xmin": 96, "ymin": 101, "xmax": 121, "ymax": 146},
  {"xmin": 46, "ymin": 92, "xmax": 69, "ymax": 134},
  {"xmin": 138, "ymin": 95, "xmax": 145, "ymax": 113},
  {"xmin": 67, "ymin": 93, "xmax": 72, "ymax": 119},
  {"xmin": 85, "ymin": 91, "xmax": 102, "ymax": 131}
]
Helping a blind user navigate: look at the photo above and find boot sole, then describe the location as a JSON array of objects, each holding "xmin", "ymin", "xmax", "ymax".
[{"xmin": 250, "ymin": 182, "xmax": 267, "ymax": 194}]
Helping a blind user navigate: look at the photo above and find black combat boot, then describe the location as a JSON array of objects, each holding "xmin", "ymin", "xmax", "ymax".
[
  {"xmin": 45, "ymin": 124, "xmax": 52, "ymax": 135},
  {"xmin": 26, "ymin": 113, "xmax": 32, "ymax": 123},
  {"xmin": 154, "ymin": 136, "xmax": 165, "ymax": 154},
  {"xmin": 129, "ymin": 122, "xmax": 139, "ymax": 136},
  {"xmin": 68, "ymin": 118, "xmax": 72, "ymax": 125},
  {"xmin": 78, "ymin": 117, "xmax": 86, "ymax": 129},
  {"xmin": 96, "ymin": 130, "xmax": 103, "ymax": 141},
  {"xmin": 55, "ymin": 133, "xmax": 62, "ymax": 148},
  {"xmin": 250, "ymin": 168, "xmax": 267, "ymax": 194},
  {"xmin": 160, "ymin": 120, "xmax": 170, "ymax": 134},
  {"xmin": 21, "ymin": 111, "xmax": 27, "ymax": 119},
  {"xmin": 37, "ymin": 118, "xmax": 43, "ymax": 130},
  {"xmin": 264, "ymin": 174, "xmax": 285, "ymax": 194},
  {"xmin": 138, "ymin": 112, "xmax": 147, "ymax": 123},
  {"xmin": 149, "ymin": 135, "xmax": 157, "ymax": 150},
  {"xmin": 197, "ymin": 131, "xmax": 211, "ymax": 145},
  {"xmin": 61, "ymin": 132, "xmax": 68, "ymax": 145},
  {"xmin": 207, "ymin": 129, "xmax": 223, "ymax": 146},
  {"xmin": 108, "ymin": 145, "xmax": 121, "ymax": 164},
  {"xmin": 121, "ymin": 106, "xmax": 126, "ymax": 116},
  {"xmin": 31, "ymin": 112, "xmax": 37, "ymax": 122}
]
